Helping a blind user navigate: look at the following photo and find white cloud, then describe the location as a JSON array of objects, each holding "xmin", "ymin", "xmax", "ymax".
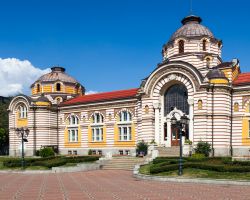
[
  {"xmin": 0, "ymin": 58, "xmax": 50, "ymax": 96},
  {"xmin": 85, "ymin": 90, "xmax": 98, "ymax": 95}
]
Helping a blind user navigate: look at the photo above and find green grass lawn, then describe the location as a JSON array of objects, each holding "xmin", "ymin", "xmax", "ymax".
[{"xmin": 139, "ymin": 157, "xmax": 250, "ymax": 180}]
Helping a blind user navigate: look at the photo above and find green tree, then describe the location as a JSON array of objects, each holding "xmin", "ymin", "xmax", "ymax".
[{"xmin": 0, "ymin": 97, "xmax": 11, "ymax": 154}]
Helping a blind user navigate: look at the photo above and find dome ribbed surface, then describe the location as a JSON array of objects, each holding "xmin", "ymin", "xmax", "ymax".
[
  {"xmin": 170, "ymin": 15, "xmax": 214, "ymax": 41},
  {"xmin": 36, "ymin": 67, "xmax": 78, "ymax": 84}
]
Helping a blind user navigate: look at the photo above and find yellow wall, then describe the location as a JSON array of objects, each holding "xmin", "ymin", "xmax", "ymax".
[
  {"xmin": 43, "ymin": 85, "xmax": 52, "ymax": 93},
  {"xmin": 87, "ymin": 126, "xmax": 107, "ymax": 147},
  {"xmin": 232, "ymin": 66, "xmax": 239, "ymax": 81},
  {"xmin": 35, "ymin": 102, "xmax": 50, "ymax": 106},
  {"xmin": 114, "ymin": 123, "xmax": 136, "ymax": 147},
  {"xmin": 221, "ymin": 69, "xmax": 231, "ymax": 79},
  {"xmin": 32, "ymin": 87, "xmax": 36, "ymax": 95},
  {"xmin": 16, "ymin": 111, "xmax": 28, "ymax": 128},
  {"xmin": 65, "ymin": 86, "xmax": 76, "ymax": 94},
  {"xmin": 210, "ymin": 78, "xmax": 229, "ymax": 84},
  {"xmin": 242, "ymin": 104, "xmax": 250, "ymax": 145},
  {"xmin": 242, "ymin": 117, "xmax": 250, "ymax": 145},
  {"xmin": 64, "ymin": 126, "xmax": 82, "ymax": 148}
]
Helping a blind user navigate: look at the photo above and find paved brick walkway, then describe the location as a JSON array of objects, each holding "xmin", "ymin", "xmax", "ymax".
[{"xmin": 0, "ymin": 170, "xmax": 249, "ymax": 200}]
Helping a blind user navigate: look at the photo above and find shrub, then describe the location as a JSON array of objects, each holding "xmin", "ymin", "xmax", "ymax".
[
  {"xmin": 136, "ymin": 140, "xmax": 148, "ymax": 156},
  {"xmin": 185, "ymin": 139, "xmax": 192, "ymax": 145},
  {"xmin": 150, "ymin": 164, "xmax": 179, "ymax": 174},
  {"xmin": 32, "ymin": 158, "xmax": 67, "ymax": 168},
  {"xmin": 39, "ymin": 147, "xmax": 55, "ymax": 157},
  {"xmin": 88, "ymin": 149, "xmax": 93, "ymax": 155},
  {"xmin": 35, "ymin": 150, "xmax": 40, "ymax": 156},
  {"xmin": 191, "ymin": 153, "xmax": 205, "ymax": 159},
  {"xmin": 194, "ymin": 141, "xmax": 211, "ymax": 157},
  {"xmin": 65, "ymin": 156, "xmax": 100, "ymax": 163}
]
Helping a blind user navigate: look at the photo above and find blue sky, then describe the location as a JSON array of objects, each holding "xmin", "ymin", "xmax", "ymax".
[{"xmin": 0, "ymin": 0, "xmax": 250, "ymax": 95}]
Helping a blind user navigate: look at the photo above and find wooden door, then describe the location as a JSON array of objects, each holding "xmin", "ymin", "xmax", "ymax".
[{"xmin": 171, "ymin": 125, "xmax": 180, "ymax": 146}]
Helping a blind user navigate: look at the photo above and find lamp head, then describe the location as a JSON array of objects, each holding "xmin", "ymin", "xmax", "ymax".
[{"xmin": 171, "ymin": 115, "xmax": 177, "ymax": 125}]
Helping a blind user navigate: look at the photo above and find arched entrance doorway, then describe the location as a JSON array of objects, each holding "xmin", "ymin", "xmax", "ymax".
[{"xmin": 164, "ymin": 84, "xmax": 189, "ymax": 146}]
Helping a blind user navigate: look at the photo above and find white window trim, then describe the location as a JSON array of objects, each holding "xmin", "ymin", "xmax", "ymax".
[
  {"xmin": 19, "ymin": 105, "xmax": 27, "ymax": 119},
  {"xmin": 118, "ymin": 125, "xmax": 132, "ymax": 141},
  {"xmin": 91, "ymin": 126, "xmax": 103, "ymax": 142},
  {"xmin": 92, "ymin": 113, "xmax": 104, "ymax": 124},
  {"xmin": 68, "ymin": 128, "xmax": 79, "ymax": 142}
]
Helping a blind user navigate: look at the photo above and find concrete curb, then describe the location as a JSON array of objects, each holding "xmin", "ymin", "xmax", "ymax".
[{"xmin": 133, "ymin": 167, "xmax": 250, "ymax": 186}]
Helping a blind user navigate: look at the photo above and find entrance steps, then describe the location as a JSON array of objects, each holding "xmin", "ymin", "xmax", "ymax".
[
  {"xmin": 101, "ymin": 156, "xmax": 145, "ymax": 171},
  {"xmin": 156, "ymin": 146, "xmax": 180, "ymax": 157}
]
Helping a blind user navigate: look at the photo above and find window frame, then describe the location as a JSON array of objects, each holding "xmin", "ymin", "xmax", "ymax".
[
  {"xmin": 67, "ymin": 115, "xmax": 79, "ymax": 143},
  {"xmin": 18, "ymin": 105, "xmax": 27, "ymax": 119},
  {"xmin": 178, "ymin": 40, "xmax": 184, "ymax": 54},
  {"xmin": 68, "ymin": 128, "xmax": 79, "ymax": 142},
  {"xmin": 56, "ymin": 83, "xmax": 61, "ymax": 92},
  {"xmin": 202, "ymin": 39, "xmax": 207, "ymax": 51},
  {"xmin": 91, "ymin": 126, "xmax": 104, "ymax": 142},
  {"xmin": 118, "ymin": 125, "xmax": 132, "ymax": 141},
  {"xmin": 91, "ymin": 112, "xmax": 104, "ymax": 142}
]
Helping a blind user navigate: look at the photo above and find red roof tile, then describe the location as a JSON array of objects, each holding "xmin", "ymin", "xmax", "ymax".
[
  {"xmin": 233, "ymin": 73, "xmax": 250, "ymax": 86},
  {"xmin": 60, "ymin": 88, "xmax": 139, "ymax": 106}
]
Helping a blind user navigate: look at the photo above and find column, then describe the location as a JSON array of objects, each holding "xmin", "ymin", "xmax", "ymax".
[
  {"xmin": 153, "ymin": 101, "xmax": 161, "ymax": 145},
  {"xmin": 188, "ymin": 98, "xmax": 194, "ymax": 142},
  {"xmin": 166, "ymin": 118, "xmax": 171, "ymax": 147}
]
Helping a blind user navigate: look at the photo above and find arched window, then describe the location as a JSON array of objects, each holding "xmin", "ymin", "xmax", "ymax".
[
  {"xmin": 37, "ymin": 84, "xmax": 41, "ymax": 93},
  {"xmin": 118, "ymin": 110, "xmax": 132, "ymax": 141},
  {"xmin": 68, "ymin": 115, "xmax": 79, "ymax": 142},
  {"xmin": 119, "ymin": 110, "xmax": 132, "ymax": 122},
  {"xmin": 92, "ymin": 113, "xmax": 104, "ymax": 124},
  {"xmin": 91, "ymin": 113, "xmax": 104, "ymax": 142},
  {"xmin": 145, "ymin": 105, "xmax": 149, "ymax": 114},
  {"xmin": 206, "ymin": 57, "xmax": 211, "ymax": 68},
  {"xmin": 164, "ymin": 84, "xmax": 189, "ymax": 115},
  {"xmin": 234, "ymin": 102, "xmax": 239, "ymax": 112},
  {"xmin": 202, "ymin": 39, "xmax": 207, "ymax": 51},
  {"xmin": 178, "ymin": 40, "xmax": 184, "ymax": 54},
  {"xmin": 56, "ymin": 83, "xmax": 61, "ymax": 91},
  {"xmin": 198, "ymin": 100, "xmax": 203, "ymax": 110},
  {"xmin": 18, "ymin": 104, "xmax": 27, "ymax": 119}
]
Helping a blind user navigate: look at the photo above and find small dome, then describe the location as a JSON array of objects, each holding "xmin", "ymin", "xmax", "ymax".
[
  {"xmin": 169, "ymin": 15, "xmax": 214, "ymax": 42},
  {"xmin": 206, "ymin": 68, "xmax": 226, "ymax": 79},
  {"xmin": 35, "ymin": 66, "xmax": 78, "ymax": 84}
]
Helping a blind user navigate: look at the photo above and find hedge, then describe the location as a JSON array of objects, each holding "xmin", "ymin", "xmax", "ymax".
[
  {"xmin": 149, "ymin": 162, "xmax": 250, "ymax": 174},
  {"xmin": 3, "ymin": 156, "xmax": 100, "ymax": 168}
]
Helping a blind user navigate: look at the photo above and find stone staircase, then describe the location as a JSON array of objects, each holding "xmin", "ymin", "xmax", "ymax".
[
  {"xmin": 156, "ymin": 146, "xmax": 180, "ymax": 157},
  {"xmin": 101, "ymin": 156, "xmax": 145, "ymax": 171}
]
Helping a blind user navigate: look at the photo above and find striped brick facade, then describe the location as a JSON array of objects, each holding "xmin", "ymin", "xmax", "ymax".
[{"xmin": 8, "ymin": 15, "xmax": 250, "ymax": 157}]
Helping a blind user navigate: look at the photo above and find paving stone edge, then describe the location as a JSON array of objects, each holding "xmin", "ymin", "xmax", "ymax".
[{"xmin": 133, "ymin": 164, "xmax": 250, "ymax": 186}]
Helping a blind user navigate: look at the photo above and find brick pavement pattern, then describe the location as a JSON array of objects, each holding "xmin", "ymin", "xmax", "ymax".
[{"xmin": 0, "ymin": 170, "xmax": 249, "ymax": 200}]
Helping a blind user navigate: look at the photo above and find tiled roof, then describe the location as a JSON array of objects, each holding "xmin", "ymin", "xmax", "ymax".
[
  {"xmin": 170, "ymin": 15, "xmax": 214, "ymax": 42},
  {"xmin": 60, "ymin": 88, "xmax": 139, "ymax": 106},
  {"xmin": 233, "ymin": 73, "xmax": 250, "ymax": 86}
]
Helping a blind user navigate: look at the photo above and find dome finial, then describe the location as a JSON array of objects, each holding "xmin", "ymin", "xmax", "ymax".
[
  {"xmin": 190, "ymin": 0, "xmax": 193, "ymax": 15},
  {"xmin": 181, "ymin": 15, "xmax": 202, "ymax": 25}
]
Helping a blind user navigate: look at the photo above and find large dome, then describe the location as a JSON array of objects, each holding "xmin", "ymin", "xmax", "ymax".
[
  {"xmin": 36, "ymin": 67, "xmax": 78, "ymax": 84},
  {"xmin": 169, "ymin": 15, "xmax": 214, "ymax": 42}
]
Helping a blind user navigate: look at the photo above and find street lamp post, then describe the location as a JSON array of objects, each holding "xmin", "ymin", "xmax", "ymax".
[
  {"xmin": 171, "ymin": 114, "xmax": 189, "ymax": 176},
  {"xmin": 15, "ymin": 127, "xmax": 29, "ymax": 169}
]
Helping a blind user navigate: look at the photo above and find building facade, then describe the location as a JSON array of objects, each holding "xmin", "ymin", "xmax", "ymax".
[{"xmin": 8, "ymin": 15, "xmax": 250, "ymax": 157}]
